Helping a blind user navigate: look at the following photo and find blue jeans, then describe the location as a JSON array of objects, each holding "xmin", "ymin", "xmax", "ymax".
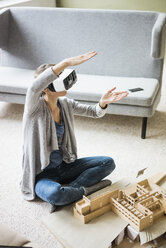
[{"xmin": 35, "ymin": 156, "xmax": 115, "ymax": 206}]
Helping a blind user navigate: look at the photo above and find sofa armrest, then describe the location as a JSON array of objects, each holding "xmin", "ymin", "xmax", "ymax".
[
  {"xmin": 0, "ymin": 8, "xmax": 10, "ymax": 49},
  {"xmin": 151, "ymin": 13, "xmax": 166, "ymax": 59}
]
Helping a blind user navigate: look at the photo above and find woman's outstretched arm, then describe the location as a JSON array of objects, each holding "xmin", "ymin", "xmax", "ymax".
[
  {"xmin": 24, "ymin": 51, "xmax": 97, "ymax": 115},
  {"xmin": 70, "ymin": 87, "xmax": 128, "ymax": 119},
  {"xmin": 52, "ymin": 50, "xmax": 97, "ymax": 74}
]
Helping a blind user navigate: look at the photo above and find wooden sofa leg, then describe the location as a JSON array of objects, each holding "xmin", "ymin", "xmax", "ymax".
[{"xmin": 141, "ymin": 117, "xmax": 147, "ymax": 139}]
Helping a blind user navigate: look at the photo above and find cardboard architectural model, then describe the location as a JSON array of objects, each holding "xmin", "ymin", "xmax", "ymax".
[{"xmin": 74, "ymin": 173, "xmax": 166, "ymax": 232}]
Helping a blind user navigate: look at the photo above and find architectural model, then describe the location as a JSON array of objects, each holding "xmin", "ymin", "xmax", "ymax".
[{"xmin": 73, "ymin": 172, "xmax": 166, "ymax": 231}]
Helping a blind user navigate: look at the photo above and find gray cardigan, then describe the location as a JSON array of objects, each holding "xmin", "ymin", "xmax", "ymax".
[{"xmin": 20, "ymin": 67, "xmax": 107, "ymax": 201}]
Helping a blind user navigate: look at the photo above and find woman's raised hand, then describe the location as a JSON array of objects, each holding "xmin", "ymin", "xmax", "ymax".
[
  {"xmin": 99, "ymin": 87, "xmax": 129, "ymax": 108},
  {"xmin": 52, "ymin": 51, "xmax": 97, "ymax": 77},
  {"xmin": 64, "ymin": 51, "xmax": 97, "ymax": 66}
]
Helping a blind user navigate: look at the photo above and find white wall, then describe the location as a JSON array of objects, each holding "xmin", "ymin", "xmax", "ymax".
[
  {"xmin": 57, "ymin": 0, "xmax": 166, "ymax": 12},
  {"xmin": 16, "ymin": 0, "xmax": 56, "ymax": 7}
]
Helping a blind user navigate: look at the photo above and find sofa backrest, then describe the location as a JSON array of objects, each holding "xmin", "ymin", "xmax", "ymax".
[{"xmin": 0, "ymin": 7, "xmax": 166, "ymax": 80}]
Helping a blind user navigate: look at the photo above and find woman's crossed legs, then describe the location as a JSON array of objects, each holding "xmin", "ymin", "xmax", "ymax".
[{"xmin": 35, "ymin": 156, "xmax": 115, "ymax": 206}]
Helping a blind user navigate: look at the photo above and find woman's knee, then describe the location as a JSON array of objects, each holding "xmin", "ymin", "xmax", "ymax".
[
  {"xmin": 102, "ymin": 156, "xmax": 116, "ymax": 172},
  {"xmin": 35, "ymin": 179, "xmax": 62, "ymax": 204}
]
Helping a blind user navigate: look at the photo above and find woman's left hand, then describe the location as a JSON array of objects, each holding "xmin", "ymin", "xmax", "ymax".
[{"xmin": 99, "ymin": 87, "xmax": 129, "ymax": 108}]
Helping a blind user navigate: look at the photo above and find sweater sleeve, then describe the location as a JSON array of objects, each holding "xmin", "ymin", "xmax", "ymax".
[
  {"xmin": 24, "ymin": 67, "xmax": 58, "ymax": 115},
  {"xmin": 69, "ymin": 99, "xmax": 107, "ymax": 118}
]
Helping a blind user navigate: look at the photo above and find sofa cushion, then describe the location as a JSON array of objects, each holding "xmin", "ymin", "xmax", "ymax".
[
  {"xmin": 0, "ymin": 67, "xmax": 159, "ymax": 107},
  {"xmin": 67, "ymin": 73, "xmax": 159, "ymax": 107},
  {"xmin": 0, "ymin": 66, "xmax": 34, "ymax": 95}
]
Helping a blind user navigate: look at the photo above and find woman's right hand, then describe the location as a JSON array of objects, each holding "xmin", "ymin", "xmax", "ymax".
[
  {"xmin": 52, "ymin": 51, "xmax": 97, "ymax": 77},
  {"xmin": 63, "ymin": 51, "xmax": 97, "ymax": 66}
]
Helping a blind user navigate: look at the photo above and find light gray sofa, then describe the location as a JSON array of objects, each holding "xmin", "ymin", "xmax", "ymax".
[{"xmin": 0, "ymin": 7, "xmax": 166, "ymax": 138}]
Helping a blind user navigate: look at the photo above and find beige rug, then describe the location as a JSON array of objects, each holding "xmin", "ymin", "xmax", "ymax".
[{"xmin": 0, "ymin": 63, "xmax": 166, "ymax": 248}]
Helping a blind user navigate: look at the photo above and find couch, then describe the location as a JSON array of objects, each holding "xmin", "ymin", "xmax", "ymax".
[
  {"xmin": 0, "ymin": 223, "xmax": 39, "ymax": 247},
  {"xmin": 0, "ymin": 7, "xmax": 166, "ymax": 138}
]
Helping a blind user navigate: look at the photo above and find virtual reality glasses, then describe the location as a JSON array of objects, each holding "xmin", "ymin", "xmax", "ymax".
[{"xmin": 48, "ymin": 69, "xmax": 77, "ymax": 92}]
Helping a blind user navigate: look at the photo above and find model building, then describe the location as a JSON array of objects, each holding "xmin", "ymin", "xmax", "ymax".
[{"xmin": 73, "ymin": 173, "xmax": 166, "ymax": 231}]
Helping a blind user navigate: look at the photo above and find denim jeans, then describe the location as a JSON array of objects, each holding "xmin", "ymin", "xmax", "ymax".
[{"xmin": 35, "ymin": 156, "xmax": 115, "ymax": 206}]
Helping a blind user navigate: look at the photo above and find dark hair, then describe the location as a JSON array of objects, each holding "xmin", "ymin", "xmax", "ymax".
[{"xmin": 34, "ymin": 63, "xmax": 56, "ymax": 96}]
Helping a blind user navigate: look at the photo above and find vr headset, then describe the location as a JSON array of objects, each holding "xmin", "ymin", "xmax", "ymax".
[{"xmin": 47, "ymin": 69, "xmax": 77, "ymax": 92}]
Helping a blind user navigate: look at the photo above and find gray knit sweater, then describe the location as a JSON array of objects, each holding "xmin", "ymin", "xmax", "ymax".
[{"xmin": 20, "ymin": 67, "xmax": 107, "ymax": 201}]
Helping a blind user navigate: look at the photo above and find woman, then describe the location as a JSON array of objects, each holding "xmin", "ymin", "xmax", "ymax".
[{"xmin": 20, "ymin": 51, "xmax": 128, "ymax": 211}]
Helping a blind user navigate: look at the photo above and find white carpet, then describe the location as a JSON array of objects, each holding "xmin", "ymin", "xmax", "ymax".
[{"xmin": 0, "ymin": 63, "xmax": 166, "ymax": 248}]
